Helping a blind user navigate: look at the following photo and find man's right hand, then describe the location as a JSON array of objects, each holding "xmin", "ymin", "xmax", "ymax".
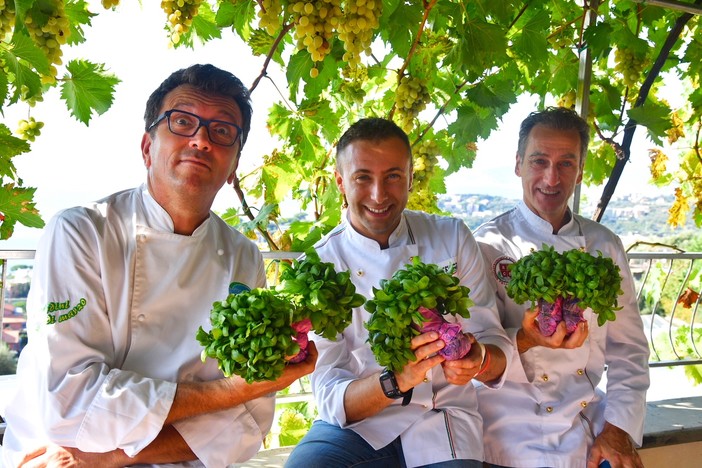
[
  {"xmin": 517, "ymin": 307, "xmax": 588, "ymax": 354},
  {"xmin": 394, "ymin": 331, "xmax": 446, "ymax": 392},
  {"xmin": 18, "ymin": 444, "xmax": 122, "ymax": 468}
]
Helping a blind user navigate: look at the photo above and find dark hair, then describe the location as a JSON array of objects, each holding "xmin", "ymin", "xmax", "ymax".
[
  {"xmin": 336, "ymin": 118, "xmax": 411, "ymax": 170},
  {"xmin": 517, "ymin": 107, "xmax": 590, "ymax": 165},
  {"xmin": 144, "ymin": 64, "xmax": 252, "ymax": 147}
]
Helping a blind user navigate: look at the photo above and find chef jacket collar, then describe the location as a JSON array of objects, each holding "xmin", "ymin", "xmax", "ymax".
[
  {"xmin": 342, "ymin": 210, "xmax": 413, "ymax": 251},
  {"xmin": 516, "ymin": 200, "xmax": 578, "ymax": 236},
  {"xmin": 140, "ymin": 183, "xmax": 212, "ymax": 237}
]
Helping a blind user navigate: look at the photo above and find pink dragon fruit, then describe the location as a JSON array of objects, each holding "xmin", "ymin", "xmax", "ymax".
[
  {"xmin": 287, "ymin": 318, "xmax": 312, "ymax": 363},
  {"xmin": 416, "ymin": 306, "xmax": 471, "ymax": 360},
  {"xmin": 537, "ymin": 297, "xmax": 585, "ymax": 336}
]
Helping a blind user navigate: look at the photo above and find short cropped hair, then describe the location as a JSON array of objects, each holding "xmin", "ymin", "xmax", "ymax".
[
  {"xmin": 336, "ymin": 118, "xmax": 412, "ymax": 171},
  {"xmin": 517, "ymin": 107, "xmax": 590, "ymax": 166},
  {"xmin": 144, "ymin": 64, "xmax": 253, "ymax": 147}
]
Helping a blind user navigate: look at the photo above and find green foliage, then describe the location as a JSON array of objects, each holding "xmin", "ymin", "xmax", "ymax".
[
  {"xmin": 364, "ymin": 256, "xmax": 473, "ymax": 373},
  {"xmin": 506, "ymin": 245, "xmax": 623, "ymax": 326},
  {"xmin": 0, "ymin": 342, "xmax": 18, "ymax": 375},
  {"xmin": 3, "ymin": 1, "xmax": 702, "ymax": 242},
  {"xmin": 651, "ymin": 325, "xmax": 702, "ymax": 386}
]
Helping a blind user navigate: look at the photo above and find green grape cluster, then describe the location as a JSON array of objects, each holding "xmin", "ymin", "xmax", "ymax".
[
  {"xmin": 257, "ymin": 0, "xmax": 283, "ymax": 36},
  {"xmin": 16, "ymin": 117, "xmax": 44, "ymax": 142},
  {"xmin": 339, "ymin": 81, "xmax": 366, "ymax": 105},
  {"xmin": 101, "ymin": 0, "xmax": 120, "ymax": 8},
  {"xmin": 614, "ymin": 47, "xmax": 648, "ymax": 88},
  {"xmin": 506, "ymin": 244, "xmax": 623, "ymax": 326},
  {"xmin": 557, "ymin": 90, "xmax": 576, "ymax": 110},
  {"xmin": 288, "ymin": 0, "xmax": 342, "ymax": 77},
  {"xmin": 161, "ymin": 0, "xmax": 203, "ymax": 44},
  {"xmin": 365, "ymin": 257, "xmax": 473, "ymax": 373},
  {"xmin": 337, "ymin": 0, "xmax": 381, "ymax": 68},
  {"xmin": 412, "ymin": 140, "xmax": 439, "ymax": 186},
  {"xmin": 197, "ymin": 288, "xmax": 299, "ymax": 383},
  {"xmin": 395, "ymin": 75, "xmax": 430, "ymax": 133},
  {"xmin": 407, "ymin": 186, "xmax": 439, "ymax": 213},
  {"xmin": 276, "ymin": 249, "xmax": 365, "ymax": 340},
  {"xmin": 25, "ymin": 0, "xmax": 70, "ymax": 84},
  {"xmin": 0, "ymin": 0, "xmax": 15, "ymax": 41}
]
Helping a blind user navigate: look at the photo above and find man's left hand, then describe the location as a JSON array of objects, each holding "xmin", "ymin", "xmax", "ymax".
[
  {"xmin": 18, "ymin": 444, "xmax": 120, "ymax": 468},
  {"xmin": 587, "ymin": 422, "xmax": 644, "ymax": 468},
  {"xmin": 441, "ymin": 333, "xmax": 481, "ymax": 385}
]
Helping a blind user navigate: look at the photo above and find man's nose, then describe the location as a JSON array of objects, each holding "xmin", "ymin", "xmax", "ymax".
[
  {"xmin": 189, "ymin": 125, "xmax": 212, "ymax": 151},
  {"xmin": 370, "ymin": 181, "xmax": 387, "ymax": 203},
  {"xmin": 544, "ymin": 164, "xmax": 560, "ymax": 185}
]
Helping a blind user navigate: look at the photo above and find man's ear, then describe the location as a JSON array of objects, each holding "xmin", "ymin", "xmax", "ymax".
[
  {"xmin": 514, "ymin": 152, "xmax": 522, "ymax": 177},
  {"xmin": 141, "ymin": 133, "xmax": 152, "ymax": 168},
  {"xmin": 335, "ymin": 169, "xmax": 345, "ymax": 194},
  {"xmin": 226, "ymin": 152, "xmax": 241, "ymax": 185}
]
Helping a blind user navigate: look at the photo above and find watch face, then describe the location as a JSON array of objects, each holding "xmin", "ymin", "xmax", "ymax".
[{"xmin": 380, "ymin": 376, "xmax": 395, "ymax": 394}]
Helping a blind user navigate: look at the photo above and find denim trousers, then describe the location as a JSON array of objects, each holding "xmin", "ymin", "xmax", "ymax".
[{"xmin": 285, "ymin": 419, "xmax": 482, "ymax": 468}]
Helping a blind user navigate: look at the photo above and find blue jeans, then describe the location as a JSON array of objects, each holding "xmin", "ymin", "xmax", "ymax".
[{"xmin": 285, "ymin": 420, "xmax": 481, "ymax": 468}]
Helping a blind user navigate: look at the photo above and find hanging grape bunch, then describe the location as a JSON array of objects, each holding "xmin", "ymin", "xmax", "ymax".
[
  {"xmin": 365, "ymin": 257, "xmax": 474, "ymax": 373},
  {"xmin": 614, "ymin": 47, "xmax": 649, "ymax": 88},
  {"xmin": 16, "ymin": 117, "xmax": 44, "ymax": 142},
  {"xmin": 506, "ymin": 245, "xmax": 623, "ymax": 336},
  {"xmin": 287, "ymin": 0, "xmax": 343, "ymax": 78},
  {"xmin": 407, "ymin": 140, "xmax": 440, "ymax": 213},
  {"xmin": 25, "ymin": 0, "xmax": 71, "ymax": 84},
  {"xmin": 101, "ymin": 0, "xmax": 120, "ymax": 8},
  {"xmin": 257, "ymin": 0, "xmax": 283, "ymax": 36},
  {"xmin": 394, "ymin": 75, "xmax": 431, "ymax": 133},
  {"xmin": 0, "ymin": 0, "xmax": 16, "ymax": 40},
  {"xmin": 337, "ymin": 0, "xmax": 382, "ymax": 68},
  {"xmin": 161, "ymin": 0, "xmax": 204, "ymax": 44}
]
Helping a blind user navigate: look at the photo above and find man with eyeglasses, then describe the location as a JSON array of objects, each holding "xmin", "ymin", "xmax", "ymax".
[{"xmin": 2, "ymin": 64, "xmax": 316, "ymax": 467}]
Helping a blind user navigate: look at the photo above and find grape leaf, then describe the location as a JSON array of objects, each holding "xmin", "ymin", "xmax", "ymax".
[
  {"xmin": 60, "ymin": 60, "xmax": 120, "ymax": 125},
  {"xmin": 0, "ymin": 126, "xmax": 30, "ymax": 179},
  {"xmin": 0, "ymin": 183, "xmax": 45, "ymax": 240},
  {"xmin": 627, "ymin": 102, "xmax": 672, "ymax": 146},
  {"xmin": 8, "ymin": 31, "xmax": 51, "ymax": 76},
  {"xmin": 64, "ymin": 0, "xmax": 95, "ymax": 46}
]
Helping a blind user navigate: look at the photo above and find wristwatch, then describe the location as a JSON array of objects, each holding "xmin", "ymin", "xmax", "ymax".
[{"xmin": 379, "ymin": 369, "xmax": 413, "ymax": 406}]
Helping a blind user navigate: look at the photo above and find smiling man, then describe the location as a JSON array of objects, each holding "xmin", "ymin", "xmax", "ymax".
[
  {"xmin": 474, "ymin": 107, "xmax": 649, "ymax": 468},
  {"xmin": 285, "ymin": 117, "xmax": 511, "ymax": 468},
  {"xmin": 2, "ymin": 64, "xmax": 316, "ymax": 468}
]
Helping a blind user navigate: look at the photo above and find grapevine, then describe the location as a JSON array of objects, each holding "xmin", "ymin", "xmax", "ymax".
[
  {"xmin": 16, "ymin": 117, "xmax": 44, "ymax": 142},
  {"xmin": 394, "ymin": 75, "xmax": 430, "ymax": 133},
  {"xmin": 161, "ymin": 0, "xmax": 204, "ymax": 45},
  {"xmin": 365, "ymin": 257, "xmax": 473, "ymax": 373},
  {"xmin": 197, "ymin": 288, "xmax": 299, "ymax": 383},
  {"xmin": 613, "ymin": 47, "xmax": 648, "ymax": 88},
  {"xmin": 506, "ymin": 244, "xmax": 623, "ymax": 327},
  {"xmin": 276, "ymin": 249, "xmax": 365, "ymax": 340},
  {"xmin": 25, "ymin": 0, "xmax": 71, "ymax": 84},
  {"xmin": 337, "ymin": 0, "xmax": 381, "ymax": 68}
]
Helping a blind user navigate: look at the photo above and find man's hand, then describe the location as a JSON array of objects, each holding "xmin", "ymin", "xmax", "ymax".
[
  {"xmin": 517, "ymin": 307, "xmax": 588, "ymax": 354},
  {"xmin": 441, "ymin": 333, "xmax": 482, "ymax": 385},
  {"xmin": 394, "ymin": 331, "xmax": 446, "ymax": 392},
  {"xmin": 18, "ymin": 444, "xmax": 121, "ymax": 468},
  {"xmin": 587, "ymin": 422, "xmax": 643, "ymax": 468}
]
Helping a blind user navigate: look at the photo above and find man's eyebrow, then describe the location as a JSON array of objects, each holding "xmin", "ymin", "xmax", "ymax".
[{"xmin": 526, "ymin": 151, "xmax": 578, "ymax": 159}]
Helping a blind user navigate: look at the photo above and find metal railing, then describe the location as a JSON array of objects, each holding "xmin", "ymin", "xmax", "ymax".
[{"xmin": 2, "ymin": 249, "xmax": 701, "ymax": 368}]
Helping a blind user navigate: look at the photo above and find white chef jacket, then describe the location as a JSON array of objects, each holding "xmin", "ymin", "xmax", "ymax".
[
  {"xmin": 311, "ymin": 210, "xmax": 512, "ymax": 467},
  {"xmin": 3, "ymin": 185, "xmax": 272, "ymax": 468},
  {"xmin": 473, "ymin": 201, "xmax": 650, "ymax": 468}
]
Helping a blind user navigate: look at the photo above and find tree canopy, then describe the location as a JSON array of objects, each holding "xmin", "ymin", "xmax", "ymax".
[{"xmin": 1, "ymin": 0, "xmax": 701, "ymax": 249}]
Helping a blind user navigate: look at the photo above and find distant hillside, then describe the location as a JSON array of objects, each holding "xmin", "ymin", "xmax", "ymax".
[{"xmin": 438, "ymin": 193, "xmax": 699, "ymax": 241}]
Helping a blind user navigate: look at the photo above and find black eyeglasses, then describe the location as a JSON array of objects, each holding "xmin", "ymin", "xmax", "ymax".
[{"xmin": 148, "ymin": 109, "xmax": 243, "ymax": 147}]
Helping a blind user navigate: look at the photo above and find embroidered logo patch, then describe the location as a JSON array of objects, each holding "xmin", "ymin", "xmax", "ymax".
[
  {"xmin": 493, "ymin": 256, "xmax": 515, "ymax": 285},
  {"xmin": 229, "ymin": 282, "xmax": 251, "ymax": 295},
  {"xmin": 45, "ymin": 298, "xmax": 87, "ymax": 324}
]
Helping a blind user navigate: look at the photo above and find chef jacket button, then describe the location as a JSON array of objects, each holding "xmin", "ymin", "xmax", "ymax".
[
  {"xmin": 546, "ymin": 406, "xmax": 553, "ymax": 413},
  {"xmin": 137, "ymin": 314, "xmax": 145, "ymax": 322},
  {"xmin": 577, "ymin": 369, "xmax": 585, "ymax": 375},
  {"xmin": 356, "ymin": 270, "xmax": 363, "ymax": 277},
  {"xmin": 217, "ymin": 249, "xmax": 224, "ymax": 256},
  {"xmin": 581, "ymin": 401, "xmax": 588, "ymax": 408},
  {"xmin": 541, "ymin": 374, "xmax": 549, "ymax": 382}
]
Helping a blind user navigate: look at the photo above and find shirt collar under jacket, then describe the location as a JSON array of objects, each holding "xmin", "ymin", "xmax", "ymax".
[
  {"xmin": 139, "ymin": 183, "xmax": 211, "ymax": 237},
  {"xmin": 516, "ymin": 199, "xmax": 577, "ymax": 236},
  {"xmin": 342, "ymin": 210, "xmax": 410, "ymax": 251}
]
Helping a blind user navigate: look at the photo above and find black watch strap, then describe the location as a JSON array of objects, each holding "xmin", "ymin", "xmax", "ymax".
[{"xmin": 379, "ymin": 369, "xmax": 413, "ymax": 406}]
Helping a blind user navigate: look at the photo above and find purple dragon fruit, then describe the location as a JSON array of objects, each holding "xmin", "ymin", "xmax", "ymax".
[
  {"xmin": 537, "ymin": 297, "xmax": 585, "ymax": 336},
  {"xmin": 287, "ymin": 318, "xmax": 312, "ymax": 363},
  {"xmin": 416, "ymin": 306, "xmax": 471, "ymax": 360}
]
